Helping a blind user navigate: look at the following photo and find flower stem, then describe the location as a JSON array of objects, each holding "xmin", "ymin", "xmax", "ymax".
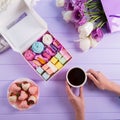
[{"xmin": 85, "ymin": 0, "xmax": 107, "ymax": 28}]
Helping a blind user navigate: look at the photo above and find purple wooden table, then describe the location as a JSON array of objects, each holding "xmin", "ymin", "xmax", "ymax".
[{"xmin": 1, "ymin": 0, "xmax": 120, "ymax": 119}]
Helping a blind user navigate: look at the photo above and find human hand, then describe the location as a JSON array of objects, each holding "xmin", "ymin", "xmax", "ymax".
[
  {"xmin": 87, "ymin": 69, "xmax": 112, "ymax": 90},
  {"xmin": 66, "ymin": 83, "xmax": 85, "ymax": 120}
]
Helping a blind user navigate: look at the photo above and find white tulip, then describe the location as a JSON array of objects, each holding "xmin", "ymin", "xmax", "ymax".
[
  {"xmin": 79, "ymin": 38, "xmax": 91, "ymax": 52},
  {"xmin": 79, "ymin": 32, "xmax": 87, "ymax": 39},
  {"xmin": 78, "ymin": 22, "xmax": 94, "ymax": 38},
  {"xmin": 56, "ymin": 0, "xmax": 65, "ymax": 7},
  {"xmin": 62, "ymin": 10, "xmax": 72, "ymax": 23},
  {"xmin": 90, "ymin": 36, "xmax": 98, "ymax": 48}
]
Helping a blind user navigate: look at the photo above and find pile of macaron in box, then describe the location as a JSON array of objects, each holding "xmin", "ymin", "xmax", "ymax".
[{"xmin": 23, "ymin": 32, "xmax": 72, "ymax": 80}]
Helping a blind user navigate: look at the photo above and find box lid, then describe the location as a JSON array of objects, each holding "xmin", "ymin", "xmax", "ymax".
[
  {"xmin": 101, "ymin": 0, "xmax": 120, "ymax": 33},
  {"xmin": 0, "ymin": 0, "xmax": 48, "ymax": 53}
]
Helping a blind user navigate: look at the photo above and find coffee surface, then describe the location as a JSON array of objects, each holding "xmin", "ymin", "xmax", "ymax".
[{"xmin": 68, "ymin": 68, "xmax": 85, "ymax": 86}]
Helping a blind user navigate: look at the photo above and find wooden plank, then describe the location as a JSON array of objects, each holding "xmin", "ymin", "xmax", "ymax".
[
  {"xmin": 0, "ymin": 114, "xmax": 74, "ymax": 120},
  {"xmin": 0, "ymin": 113, "xmax": 120, "ymax": 120},
  {"xmin": 0, "ymin": 80, "xmax": 119, "ymax": 98},
  {"xmin": 1, "ymin": 49, "xmax": 120, "ymax": 64},
  {"xmin": 0, "ymin": 64, "xmax": 120, "ymax": 80},
  {"xmin": 0, "ymin": 97, "xmax": 120, "ymax": 114}
]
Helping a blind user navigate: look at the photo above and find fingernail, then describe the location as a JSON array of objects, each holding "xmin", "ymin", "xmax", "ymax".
[{"xmin": 87, "ymin": 72, "xmax": 91, "ymax": 75}]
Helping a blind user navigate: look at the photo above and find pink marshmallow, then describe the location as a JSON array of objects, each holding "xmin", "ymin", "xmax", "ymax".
[
  {"xmin": 64, "ymin": 53, "xmax": 71, "ymax": 60},
  {"xmin": 19, "ymin": 100, "xmax": 29, "ymax": 109},
  {"xmin": 18, "ymin": 91, "xmax": 28, "ymax": 101},
  {"xmin": 29, "ymin": 86, "xmax": 38, "ymax": 95},
  {"xmin": 9, "ymin": 83, "xmax": 21, "ymax": 93},
  {"xmin": 60, "ymin": 48, "xmax": 67, "ymax": 56}
]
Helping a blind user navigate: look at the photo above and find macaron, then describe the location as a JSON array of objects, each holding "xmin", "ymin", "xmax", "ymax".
[
  {"xmin": 42, "ymin": 51, "xmax": 51, "ymax": 60},
  {"xmin": 53, "ymin": 40, "xmax": 62, "ymax": 50},
  {"xmin": 35, "ymin": 55, "xmax": 47, "ymax": 65},
  {"xmin": 24, "ymin": 50, "xmax": 35, "ymax": 61},
  {"xmin": 30, "ymin": 60, "xmax": 41, "ymax": 69},
  {"xmin": 32, "ymin": 42, "xmax": 44, "ymax": 53},
  {"xmin": 42, "ymin": 34, "xmax": 53, "ymax": 46},
  {"xmin": 46, "ymin": 47, "xmax": 55, "ymax": 56}
]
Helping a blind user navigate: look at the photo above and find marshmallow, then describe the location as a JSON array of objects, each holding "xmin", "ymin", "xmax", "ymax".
[
  {"xmin": 55, "ymin": 62, "xmax": 63, "ymax": 70},
  {"xmin": 64, "ymin": 53, "xmax": 71, "ymax": 61},
  {"xmin": 36, "ymin": 67, "xmax": 44, "ymax": 74},
  {"xmin": 46, "ymin": 68, "xmax": 54, "ymax": 75},
  {"xmin": 18, "ymin": 91, "xmax": 28, "ymax": 101},
  {"xmin": 9, "ymin": 83, "xmax": 21, "ymax": 93},
  {"xmin": 55, "ymin": 52, "xmax": 62, "ymax": 60},
  {"xmin": 22, "ymin": 82, "xmax": 31, "ymax": 91},
  {"xmin": 8, "ymin": 95, "xmax": 17, "ymax": 103},
  {"xmin": 19, "ymin": 100, "xmax": 29, "ymax": 109},
  {"xmin": 28, "ymin": 96, "xmax": 37, "ymax": 105},
  {"xmin": 42, "ymin": 64, "xmax": 49, "ymax": 71},
  {"xmin": 59, "ymin": 57, "xmax": 67, "ymax": 64},
  {"xmin": 50, "ymin": 57, "xmax": 58, "ymax": 64},
  {"xmin": 29, "ymin": 86, "xmax": 38, "ymax": 95},
  {"xmin": 47, "ymin": 62, "xmax": 57, "ymax": 73},
  {"xmin": 42, "ymin": 72, "xmax": 50, "ymax": 80}
]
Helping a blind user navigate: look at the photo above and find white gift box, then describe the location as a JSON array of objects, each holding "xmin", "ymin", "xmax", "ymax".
[
  {"xmin": 0, "ymin": 0, "xmax": 47, "ymax": 53},
  {"xmin": 0, "ymin": 0, "xmax": 72, "ymax": 81}
]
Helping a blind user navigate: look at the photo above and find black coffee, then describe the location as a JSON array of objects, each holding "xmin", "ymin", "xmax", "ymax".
[{"xmin": 67, "ymin": 68, "xmax": 85, "ymax": 86}]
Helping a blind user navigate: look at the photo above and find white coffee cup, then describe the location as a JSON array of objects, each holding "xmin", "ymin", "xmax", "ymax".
[{"xmin": 66, "ymin": 67, "xmax": 87, "ymax": 88}]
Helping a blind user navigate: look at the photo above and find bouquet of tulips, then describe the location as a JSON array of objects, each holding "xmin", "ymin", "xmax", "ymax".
[{"xmin": 56, "ymin": 0, "xmax": 107, "ymax": 52}]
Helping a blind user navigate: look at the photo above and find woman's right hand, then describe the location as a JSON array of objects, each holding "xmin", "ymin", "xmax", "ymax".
[
  {"xmin": 87, "ymin": 69, "xmax": 120, "ymax": 96},
  {"xmin": 87, "ymin": 69, "xmax": 112, "ymax": 90}
]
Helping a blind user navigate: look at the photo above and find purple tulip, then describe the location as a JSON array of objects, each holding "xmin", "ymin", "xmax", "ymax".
[
  {"xmin": 64, "ymin": 0, "xmax": 86, "ymax": 10},
  {"xmin": 71, "ymin": 7, "xmax": 84, "ymax": 24},
  {"xmin": 64, "ymin": 1, "xmax": 74, "ymax": 10},
  {"xmin": 70, "ymin": 0, "xmax": 86, "ymax": 5},
  {"xmin": 91, "ymin": 28, "xmax": 103, "ymax": 42},
  {"xmin": 75, "ymin": 16, "xmax": 87, "ymax": 28},
  {"xmin": 70, "ymin": 0, "xmax": 82, "ymax": 7}
]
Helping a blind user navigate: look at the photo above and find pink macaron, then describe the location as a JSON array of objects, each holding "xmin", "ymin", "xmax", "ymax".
[{"xmin": 23, "ymin": 50, "xmax": 35, "ymax": 61}]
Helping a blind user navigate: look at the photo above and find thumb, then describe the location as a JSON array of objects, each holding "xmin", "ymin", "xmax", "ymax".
[
  {"xmin": 79, "ymin": 87, "xmax": 84, "ymax": 99},
  {"xmin": 66, "ymin": 82, "xmax": 75, "ymax": 98}
]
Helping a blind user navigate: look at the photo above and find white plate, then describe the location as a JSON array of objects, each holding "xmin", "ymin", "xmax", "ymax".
[{"xmin": 7, "ymin": 78, "xmax": 39, "ymax": 111}]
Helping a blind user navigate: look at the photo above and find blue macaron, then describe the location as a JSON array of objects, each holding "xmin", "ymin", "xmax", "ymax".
[{"xmin": 32, "ymin": 42, "xmax": 44, "ymax": 53}]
